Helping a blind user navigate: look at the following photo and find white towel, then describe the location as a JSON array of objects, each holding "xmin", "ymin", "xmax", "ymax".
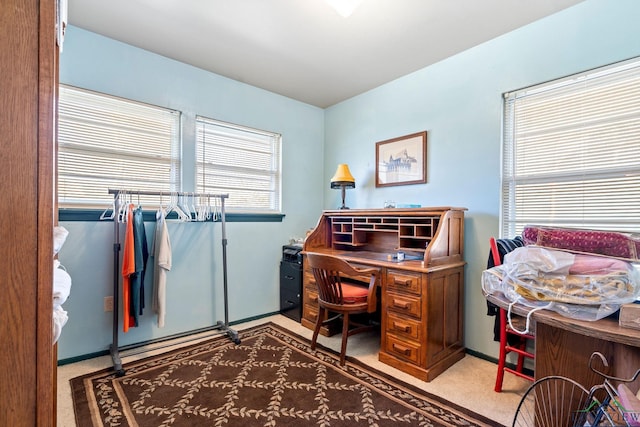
[
  {"xmin": 54, "ymin": 225, "xmax": 69, "ymax": 255},
  {"xmin": 52, "ymin": 306, "xmax": 68, "ymax": 344},
  {"xmin": 53, "ymin": 261, "xmax": 72, "ymax": 308}
]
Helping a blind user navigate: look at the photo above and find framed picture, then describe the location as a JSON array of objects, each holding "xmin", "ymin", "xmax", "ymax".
[{"xmin": 375, "ymin": 131, "xmax": 427, "ymax": 187}]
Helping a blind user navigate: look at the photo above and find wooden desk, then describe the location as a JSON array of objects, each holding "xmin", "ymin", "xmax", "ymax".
[
  {"xmin": 485, "ymin": 292, "xmax": 640, "ymax": 392},
  {"xmin": 302, "ymin": 207, "xmax": 467, "ymax": 381}
]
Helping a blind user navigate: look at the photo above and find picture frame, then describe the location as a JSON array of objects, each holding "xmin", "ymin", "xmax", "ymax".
[{"xmin": 375, "ymin": 131, "xmax": 427, "ymax": 187}]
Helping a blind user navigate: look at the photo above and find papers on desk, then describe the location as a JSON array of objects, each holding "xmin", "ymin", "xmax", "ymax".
[{"xmin": 347, "ymin": 251, "xmax": 422, "ymax": 262}]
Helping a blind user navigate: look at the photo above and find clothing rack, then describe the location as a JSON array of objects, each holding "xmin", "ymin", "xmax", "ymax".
[{"xmin": 107, "ymin": 189, "xmax": 239, "ymax": 376}]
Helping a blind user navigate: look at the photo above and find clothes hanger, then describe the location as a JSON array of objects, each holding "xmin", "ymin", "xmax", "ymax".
[
  {"xmin": 196, "ymin": 193, "xmax": 208, "ymax": 222},
  {"xmin": 188, "ymin": 193, "xmax": 195, "ymax": 221},
  {"xmin": 167, "ymin": 192, "xmax": 178, "ymax": 219},
  {"xmin": 173, "ymin": 193, "xmax": 190, "ymax": 222},
  {"xmin": 204, "ymin": 194, "xmax": 212, "ymax": 221},
  {"xmin": 156, "ymin": 192, "xmax": 165, "ymax": 221},
  {"xmin": 205, "ymin": 194, "xmax": 212, "ymax": 221},
  {"xmin": 127, "ymin": 192, "xmax": 134, "ymax": 222},
  {"xmin": 166, "ymin": 192, "xmax": 175, "ymax": 217},
  {"xmin": 211, "ymin": 195, "xmax": 220, "ymax": 222},
  {"xmin": 175, "ymin": 193, "xmax": 186, "ymax": 221},
  {"xmin": 194, "ymin": 193, "xmax": 202, "ymax": 222},
  {"xmin": 100, "ymin": 194, "xmax": 117, "ymax": 220},
  {"xmin": 192, "ymin": 193, "xmax": 202, "ymax": 222},
  {"xmin": 117, "ymin": 190, "xmax": 128, "ymax": 223}
]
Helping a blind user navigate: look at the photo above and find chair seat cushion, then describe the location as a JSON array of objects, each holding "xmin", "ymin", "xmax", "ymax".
[{"xmin": 341, "ymin": 283, "xmax": 369, "ymax": 304}]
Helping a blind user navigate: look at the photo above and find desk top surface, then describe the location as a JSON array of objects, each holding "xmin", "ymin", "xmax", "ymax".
[
  {"xmin": 484, "ymin": 291, "xmax": 640, "ymax": 348},
  {"xmin": 303, "ymin": 249, "xmax": 465, "ymax": 273}
]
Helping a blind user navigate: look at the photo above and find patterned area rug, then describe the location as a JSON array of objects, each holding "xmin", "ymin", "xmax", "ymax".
[{"xmin": 71, "ymin": 322, "xmax": 502, "ymax": 426}]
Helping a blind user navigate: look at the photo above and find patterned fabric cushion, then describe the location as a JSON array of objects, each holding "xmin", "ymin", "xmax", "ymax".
[
  {"xmin": 522, "ymin": 225, "xmax": 640, "ymax": 261},
  {"xmin": 341, "ymin": 282, "xmax": 369, "ymax": 304}
]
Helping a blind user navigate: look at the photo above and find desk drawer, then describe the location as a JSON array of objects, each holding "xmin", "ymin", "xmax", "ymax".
[
  {"xmin": 384, "ymin": 335, "xmax": 421, "ymax": 365},
  {"xmin": 387, "ymin": 269, "xmax": 422, "ymax": 295},
  {"xmin": 280, "ymin": 288, "xmax": 301, "ymax": 322},
  {"xmin": 387, "ymin": 291, "xmax": 421, "ymax": 319},
  {"xmin": 303, "ymin": 303, "xmax": 319, "ymax": 323},
  {"xmin": 281, "ymin": 260, "xmax": 302, "ymax": 285},
  {"xmin": 304, "ymin": 287, "xmax": 319, "ymax": 304},
  {"xmin": 386, "ymin": 312, "xmax": 421, "ymax": 341},
  {"xmin": 304, "ymin": 268, "xmax": 315, "ymax": 284}
]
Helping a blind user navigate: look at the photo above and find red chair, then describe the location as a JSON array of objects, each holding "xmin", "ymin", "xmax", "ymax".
[{"xmin": 490, "ymin": 237, "xmax": 535, "ymax": 392}]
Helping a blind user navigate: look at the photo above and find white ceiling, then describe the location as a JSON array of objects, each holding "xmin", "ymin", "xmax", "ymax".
[{"xmin": 67, "ymin": 0, "xmax": 585, "ymax": 108}]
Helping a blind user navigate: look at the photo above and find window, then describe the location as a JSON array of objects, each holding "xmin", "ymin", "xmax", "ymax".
[
  {"xmin": 195, "ymin": 116, "xmax": 282, "ymax": 213},
  {"xmin": 58, "ymin": 85, "xmax": 181, "ymax": 209},
  {"xmin": 501, "ymin": 57, "xmax": 640, "ymax": 237}
]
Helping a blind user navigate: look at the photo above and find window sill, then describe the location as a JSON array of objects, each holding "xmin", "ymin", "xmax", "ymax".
[{"xmin": 58, "ymin": 209, "xmax": 285, "ymax": 223}]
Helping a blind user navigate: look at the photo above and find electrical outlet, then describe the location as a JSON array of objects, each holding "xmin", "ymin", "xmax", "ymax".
[{"xmin": 104, "ymin": 296, "xmax": 114, "ymax": 312}]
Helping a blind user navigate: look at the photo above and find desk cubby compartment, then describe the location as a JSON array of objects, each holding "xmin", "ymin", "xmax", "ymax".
[
  {"xmin": 331, "ymin": 217, "xmax": 369, "ymax": 247},
  {"xmin": 354, "ymin": 217, "xmax": 399, "ymax": 231},
  {"xmin": 376, "ymin": 217, "xmax": 399, "ymax": 231},
  {"xmin": 331, "ymin": 218, "xmax": 354, "ymax": 246},
  {"xmin": 332, "ymin": 233, "xmax": 353, "ymax": 246},
  {"xmin": 332, "ymin": 219, "xmax": 353, "ymax": 233},
  {"xmin": 353, "ymin": 218, "xmax": 374, "ymax": 230},
  {"xmin": 398, "ymin": 217, "xmax": 439, "ymax": 252},
  {"xmin": 399, "ymin": 237, "xmax": 429, "ymax": 251}
]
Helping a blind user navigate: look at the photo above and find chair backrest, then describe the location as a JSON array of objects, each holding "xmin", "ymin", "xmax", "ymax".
[
  {"xmin": 486, "ymin": 236, "xmax": 526, "ymax": 330},
  {"xmin": 306, "ymin": 253, "xmax": 378, "ymax": 310},
  {"xmin": 489, "ymin": 237, "xmax": 502, "ymax": 266}
]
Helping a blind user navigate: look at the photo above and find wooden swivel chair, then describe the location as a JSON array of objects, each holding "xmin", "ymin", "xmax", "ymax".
[
  {"xmin": 306, "ymin": 253, "xmax": 380, "ymax": 366},
  {"xmin": 490, "ymin": 237, "xmax": 535, "ymax": 392}
]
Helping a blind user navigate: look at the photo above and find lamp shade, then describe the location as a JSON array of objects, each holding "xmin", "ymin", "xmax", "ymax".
[{"xmin": 330, "ymin": 164, "xmax": 356, "ymax": 189}]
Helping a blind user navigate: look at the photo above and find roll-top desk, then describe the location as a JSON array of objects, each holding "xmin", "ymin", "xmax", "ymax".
[{"xmin": 302, "ymin": 207, "xmax": 466, "ymax": 381}]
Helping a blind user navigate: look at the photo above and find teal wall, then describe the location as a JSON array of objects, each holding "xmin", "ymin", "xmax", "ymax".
[
  {"xmin": 57, "ymin": 0, "xmax": 640, "ymax": 362},
  {"xmin": 57, "ymin": 26, "xmax": 325, "ymax": 359},
  {"xmin": 324, "ymin": 0, "xmax": 640, "ymax": 358}
]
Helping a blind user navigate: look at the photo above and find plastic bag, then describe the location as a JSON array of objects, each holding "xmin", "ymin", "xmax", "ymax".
[{"xmin": 482, "ymin": 246, "xmax": 640, "ymax": 322}]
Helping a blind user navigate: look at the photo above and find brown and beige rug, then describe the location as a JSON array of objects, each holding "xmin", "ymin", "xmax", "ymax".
[{"xmin": 71, "ymin": 322, "xmax": 502, "ymax": 426}]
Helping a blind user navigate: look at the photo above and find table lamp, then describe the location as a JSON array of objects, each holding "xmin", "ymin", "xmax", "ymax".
[{"xmin": 330, "ymin": 164, "xmax": 355, "ymax": 209}]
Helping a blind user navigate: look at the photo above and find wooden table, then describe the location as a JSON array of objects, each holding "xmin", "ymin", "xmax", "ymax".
[{"xmin": 485, "ymin": 292, "xmax": 640, "ymax": 392}]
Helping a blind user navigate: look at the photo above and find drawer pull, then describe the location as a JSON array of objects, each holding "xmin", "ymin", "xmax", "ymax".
[
  {"xmin": 392, "ymin": 343, "xmax": 412, "ymax": 356},
  {"xmin": 394, "ymin": 277, "xmax": 413, "ymax": 287},
  {"xmin": 392, "ymin": 299, "xmax": 411, "ymax": 310},
  {"xmin": 393, "ymin": 321, "xmax": 411, "ymax": 333}
]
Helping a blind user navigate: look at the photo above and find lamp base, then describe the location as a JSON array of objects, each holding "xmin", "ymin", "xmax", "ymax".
[{"xmin": 339, "ymin": 186, "xmax": 350, "ymax": 209}]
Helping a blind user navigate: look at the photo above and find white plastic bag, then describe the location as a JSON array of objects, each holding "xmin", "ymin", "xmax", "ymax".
[{"xmin": 482, "ymin": 246, "xmax": 640, "ymax": 322}]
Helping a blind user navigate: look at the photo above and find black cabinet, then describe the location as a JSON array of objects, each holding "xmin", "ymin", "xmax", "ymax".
[{"xmin": 280, "ymin": 245, "xmax": 302, "ymax": 322}]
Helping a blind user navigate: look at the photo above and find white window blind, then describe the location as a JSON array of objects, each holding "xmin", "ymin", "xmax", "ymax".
[
  {"xmin": 502, "ymin": 57, "xmax": 640, "ymax": 237},
  {"xmin": 58, "ymin": 85, "xmax": 181, "ymax": 208},
  {"xmin": 195, "ymin": 116, "xmax": 282, "ymax": 213}
]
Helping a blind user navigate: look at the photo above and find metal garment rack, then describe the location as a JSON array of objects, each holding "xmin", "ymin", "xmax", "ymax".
[{"xmin": 107, "ymin": 189, "xmax": 239, "ymax": 376}]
